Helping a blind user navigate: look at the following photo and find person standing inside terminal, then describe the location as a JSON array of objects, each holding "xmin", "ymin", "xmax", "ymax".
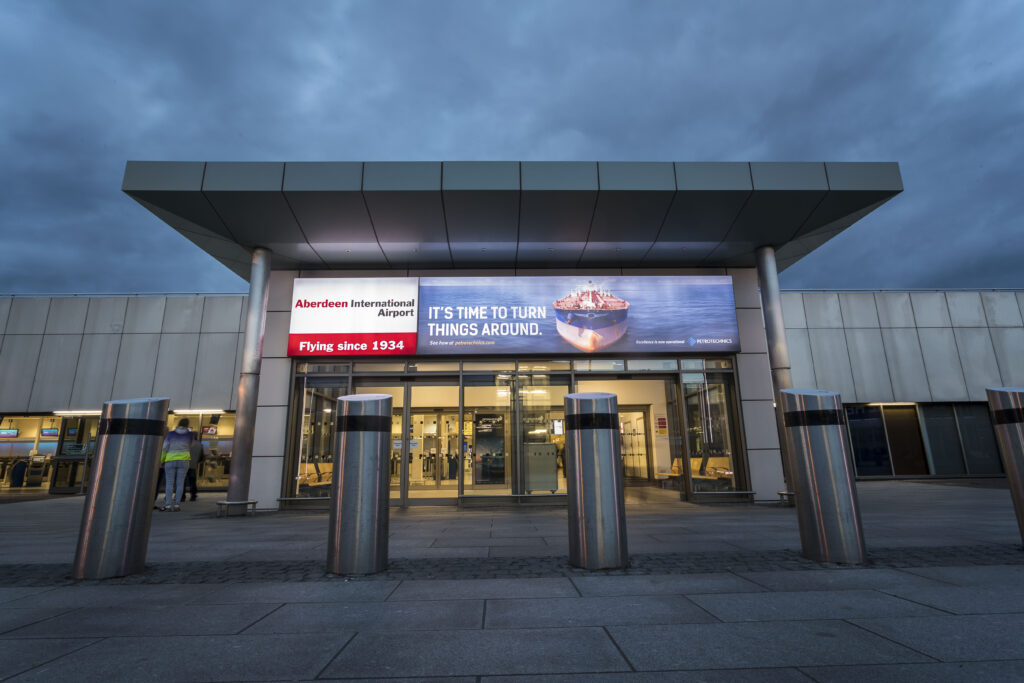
[
  {"xmin": 184, "ymin": 432, "xmax": 205, "ymax": 502},
  {"xmin": 160, "ymin": 418, "xmax": 192, "ymax": 511}
]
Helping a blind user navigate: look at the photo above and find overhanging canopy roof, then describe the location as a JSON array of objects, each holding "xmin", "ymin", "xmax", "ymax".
[{"xmin": 123, "ymin": 161, "xmax": 902, "ymax": 280}]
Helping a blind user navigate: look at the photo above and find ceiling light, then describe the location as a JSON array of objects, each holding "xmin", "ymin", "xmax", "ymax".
[
  {"xmin": 54, "ymin": 410, "xmax": 102, "ymax": 416},
  {"xmin": 171, "ymin": 409, "xmax": 225, "ymax": 415}
]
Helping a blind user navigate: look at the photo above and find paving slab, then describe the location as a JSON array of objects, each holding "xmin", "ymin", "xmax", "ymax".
[
  {"xmin": 607, "ymin": 621, "xmax": 931, "ymax": 670},
  {"xmin": 737, "ymin": 568, "xmax": 948, "ymax": 592},
  {"xmin": 6, "ymin": 633, "xmax": 353, "ymax": 682},
  {"xmin": 690, "ymin": 589, "xmax": 944, "ymax": 621},
  {"xmin": 5, "ymin": 602, "xmax": 279, "ymax": 638},
  {"xmin": 851, "ymin": 613, "xmax": 1024, "ymax": 662},
  {"xmin": 572, "ymin": 573, "xmax": 764, "ymax": 596},
  {"xmin": 389, "ymin": 577, "xmax": 578, "ymax": 601},
  {"xmin": 800, "ymin": 659, "xmax": 1024, "ymax": 682},
  {"xmin": 195, "ymin": 580, "xmax": 399, "ymax": 604},
  {"xmin": 244, "ymin": 599, "xmax": 483, "ymax": 633},
  {"xmin": 0, "ymin": 637, "xmax": 99, "ymax": 680},
  {"xmin": 0, "ymin": 587, "xmax": 56, "ymax": 605},
  {"xmin": 485, "ymin": 594, "xmax": 716, "ymax": 628},
  {"xmin": 484, "ymin": 670, "xmax": 815, "ymax": 682},
  {"xmin": 0, "ymin": 607, "xmax": 78, "ymax": 636},
  {"xmin": 878, "ymin": 584, "xmax": 1024, "ymax": 615},
  {"xmin": 2, "ymin": 583, "xmax": 220, "ymax": 609},
  {"xmin": 321, "ymin": 627, "xmax": 629, "ymax": 678},
  {"xmin": 899, "ymin": 564, "xmax": 1024, "ymax": 587}
]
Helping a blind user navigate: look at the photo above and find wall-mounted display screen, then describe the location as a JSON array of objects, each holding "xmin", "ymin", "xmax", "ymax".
[
  {"xmin": 289, "ymin": 276, "xmax": 738, "ymax": 356},
  {"xmin": 41, "ymin": 428, "xmax": 60, "ymax": 437},
  {"xmin": 0, "ymin": 429, "xmax": 18, "ymax": 437},
  {"xmin": 202, "ymin": 426, "xmax": 218, "ymax": 435}
]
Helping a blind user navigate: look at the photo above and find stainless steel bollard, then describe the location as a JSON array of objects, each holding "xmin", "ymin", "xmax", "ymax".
[
  {"xmin": 327, "ymin": 394, "xmax": 392, "ymax": 575},
  {"xmin": 985, "ymin": 388, "xmax": 1024, "ymax": 547},
  {"xmin": 564, "ymin": 392, "xmax": 628, "ymax": 570},
  {"xmin": 780, "ymin": 389, "xmax": 866, "ymax": 564},
  {"xmin": 72, "ymin": 397, "xmax": 169, "ymax": 579}
]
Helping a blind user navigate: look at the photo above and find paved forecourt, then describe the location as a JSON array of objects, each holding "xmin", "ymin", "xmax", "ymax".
[{"xmin": 2, "ymin": 480, "xmax": 1024, "ymax": 681}]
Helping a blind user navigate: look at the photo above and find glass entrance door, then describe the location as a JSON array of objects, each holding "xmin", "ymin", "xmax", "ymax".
[{"xmin": 407, "ymin": 383, "xmax": 460, "ymax": 502}]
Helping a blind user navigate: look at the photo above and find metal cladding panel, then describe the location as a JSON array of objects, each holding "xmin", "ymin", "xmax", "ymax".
[
  {"xmin": 736, "ymin": 352, "xmax": 774, "ymax": 401},
  {"xmin": 378, "ymin": 242, "xmax": 451, "ymax": 268},
  {"xmin": 125, "ymin": 162, "xmax": 235, "ymax": 241},
  {"xmin": 70, "ymin": 334, "xmax": 120, "ymax": 408},
  {"xmin": 729, "ymin": 268, "xmax": 761, "ymax": 308},
  {"xmin": 946, "ymin": 291, "xmax": 987, "ymax": 326},
  {"xmin": 284, "ymin": 162, "xmax": 376, "ymax": 246},
  {"xmin": 310, "ymin": 242, "xmax": 388, "ymax": 267},
  {"xmin": 43, "ymin": 298, "xmax": 88, "ymax": 334},
  {"xmin": 6, "ymin": 298, "xmax": 50, "ymax": 334},
  {"xmin": 252, "ymin": 405, "xmax": 288, "ymax": 456},
  {"xmin": 267, "ymin": 271, "xmax": 297, "ymax": 312},
  {"xmin": 84, "ymin": 298, "xmax": 128, "ymax": 333},
  {"xmin": 803, "ymin": 293, "xmax": 844, "ymax": 328},
  {"xmin": 845, "ymin": 328, "xmax": 894, "ymax": 402},
  {"xmin": 514, "ymin": 242, "xmax": 587, "ymax": 266},
  {"xmin": 807, "ymin": 328, "xmax": 857, "ymax": 402},
  {"xmin": 256, "ymin": 357, "xmax": 292, "ymax": 407},
  {"xmin": 151, "ymin": 333, "xmax": 200, "ymax": 409},
  {"xmin": 124, "ymin": 297, "xmax": 166, "ymax": 333},
  {"xmin": 737, "ymin": 308, "xmax": 768, "ymax": 353},
  {"xmin": 443, "ymin": 163, "xmax": 519, "ymax": 244},
  {"xmin": 953, "ymin": 328, "xmax": 1002, "ymax": 401},
  {"xmin": 910, "ymin": 292, "xmax": 951, "ymax": 327},
  {"xmin": 450, "ymin": 243, "xmax": 518, "ymax": 267},
  {"xmin": 838, "ymin": 293, "xmax": 880, "ymax": 328},
  {"xmin": 786, "ymin": 328, "xmax": 817, "ymax": 389},
  {"xmin": 675, "ymin": 162, "xmax": 752, "ymax": 191},
  {"xmin": 111, "ymin": 333, "xmax": 159, "ymax": 399},
  {"xmin": 657, "ymin": 164, "xmax": 751, "ymax": 255},
  {"xmin": 917, "ymin": 328, "xmax": 968, "ymax": 401},
  {"xmin": 598, "ymin": 162, "xmax": 675, "ymax": 191},
  {"xmin": 875, "ymin": 292, "xmax": 916, "ymax": 327},
  {"xmin": 577, "ymin": 242, "xmax": 651, "ymax": 267},
  {"xmin": 0, "ymin": 298, "xmax": 10, "ymax": 335},
  {"xmin": 991, "ymin": 328, "xmax": 1024, "ymax": 386},
  {"xmin": 191, "ymin": 333, "xmax": 239, "ymax": 408},
  {"xmin": 442, "ymin": 161, "xmax": 520, "ymax": 190},
  {"xmin": 29, "ymin": 335, "xmax": 82, "ymax": 411},
  {"xmin": 364, "ymin": 161, "xmax": 441, "ymax": 191},
  {"xmin": 740, "ymin": 399, "xmax": 781, "ymax": 450},
  {"xmin": 200, "ymin": 296, "xmax": 244, "ymax": 334},
  {"xmin": 262, "ymin": 311, "xmax": 291, "ymax": 358},
  {"xmin": 982, "ymin": 291, "xmax": 1023, "ymax": 326},
  {"xmin": 880, "ymin": 328, "xmax": 932, "ymax": 402},
  {"xmin": 793, "ymin": 161, "xmax": 903, "ymax": 243},
  {"xmin": 586, "ymin": 190, "xmax": 674, "ymax": 243},
  {"xmin": 781, "ymin": 292, "xmax": 807, "ymax": 328},
  {"xmin": 0, "ymin": 335, "xmax": 43, "ymax": 412},
  {"xmin": 519, "ymin": 162, "xmax": 598, "ymax": 244},
  {"xmin": 161, "ymin": 297, "xmax": 205, "ymax": 333},
  {"xmin": 202, "ymin": 163, "xmax": 304, "ymax": 247}
]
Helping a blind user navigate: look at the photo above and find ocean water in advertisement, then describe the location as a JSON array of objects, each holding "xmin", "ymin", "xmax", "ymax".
[{"xmin": 417, "ymin": 275, "xmax": 738, "ymax": 355}]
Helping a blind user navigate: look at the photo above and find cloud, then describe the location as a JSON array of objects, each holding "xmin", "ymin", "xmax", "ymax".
[{"xmin": 1, "ymin": 0, "xmax": 1022, "ymax": 293}]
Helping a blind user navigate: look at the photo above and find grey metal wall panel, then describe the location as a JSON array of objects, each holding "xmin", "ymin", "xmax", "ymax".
[
  {"xmin": 238, "ymin": 296, "xmax": 248, "ymax": 332},
  {"xmin": 29, "ymin": 335, "xmax": 82, "ymax": 411},
  {"xmin": 190, "ymin": 333, "xmax": 239, "ymax": 408},
  {"xmin": 252, "ymin": 405, "xmax": 289, "ymax": 456},
  {"xmin": 124, "ymin": 297, "xmax": 166, "ymax": 333},
  {"xmin": 991, "ymin": 327, "xmax": 1024, "ymax": 387},
  {"xmin": 737, "ymin": 308, "xmax": 767, "ymax": 353},
  {"xmin": 803, "ymin": 293, "xmax": 843, "ymax": 328},
  {"xmin": 267, "ymin": 271, "xmax": 297, "ymax": 312},
  {"xmin": 910, "ymin": 292, "xmax": 951, "ymax": 327},
  {"xmin": 953, "ymin": 328, "xmax": 1002, "ymax": 401},
  {"xmin": 781, "ymin": 292, "xmax": 806, "ymax": 328},
  {"xmin": 875, "ymin": 292, "xmax": 915, "ymax": 327},
  {"xmin": 256, "ymin": 357, "xmax": 292, "ymax": 407},
  {"xmin": 70, "ymin": 334, "xmax": 121, "ymax": 407},
  {"xmin": 111, "ymin": 334, "xmax": 159, "ymax": 400},
  {"xmin": 0, "ymin": 297, "xmax": 11, "ymax": 335},
  {"xmin": 1018, "ymin": 292, "xmax": 1024, "ymax": 322},
  {"xmin": 151, "ymin": 334, "xmax": 200, "ymax": 409},
  {"xmin": 262, "ymin": 311, "xmax": 291, "ymax": 358},
  {"xmin": 229, "ymin": 333, "xmax": 243, "ymax": 411},
  {"xmin": 982, "ymin": 292, "xmax": 1023, "ymax": 327},
  {"xmin": 946, "ymin": 291, "xmax": 986, "ymax": 327},
  {"xmin": 84, "ymin": 297, "xmax": 128, "ymax": 333},
  {"xmin": 845, "ymin": 328, "xmax": 893, "ymax": 402},
  {"xmin": 880, "ymin": 328, "xmax": 931, "ymax": 401},
  {"xmin": 200, "ymin": 296, "xmax": 244, "ymax": 333},
  {"xmin": 736, "ymin": 353, "xmax": 774, "ymax": 401},
  {"xmin": 728, "ymin": 268, "xmax": 761, "ymax": 309},
  {"xmin": 162, "ymin": 297, "xmax": 204, "ymax": 333},
  {"xmin": 917, "ymin": 328, "xmax": 968, "ymax": 401},
  {"xmin": 0, "ymin": 335, "xmax": 43, "ymax": 412},
  {"xmin": 785, "ymin": 328, "xmax": 817, "ymax": 389},
  {"xmin": 807, "ymin": 329, "xmax": 857, "ymax": 401},
  {"xmin": 838, "ymin": 293, "xmax": 879, "ymax": 327},
  {"xmin": 6, "ymin": 298, "xmax": 50, "ymax": 334},
  {"xmin": 43, "ymin": 298, "xmax": 88, "ymax": 334},
  {"xmin": 740, "ymin": 400, "xmax": 780, "ymax": 450}
]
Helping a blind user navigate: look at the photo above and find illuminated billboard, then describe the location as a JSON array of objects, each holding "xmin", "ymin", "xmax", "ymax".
[{"xmin": 289, "ymin": 275, "xmax": 738, "ymax": 356}]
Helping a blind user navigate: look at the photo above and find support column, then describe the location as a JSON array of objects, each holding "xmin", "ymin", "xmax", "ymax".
[
  {"xmin": 755, "ymin": 245, "xmax": 794, "ymax": 488},
  {"xmin": 226, "ymin": 247, "xmax": 271, "ymax": 507}
]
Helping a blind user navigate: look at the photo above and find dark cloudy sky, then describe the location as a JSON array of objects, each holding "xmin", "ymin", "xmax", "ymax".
[{"xmin": 2, "ymin": 0, "xmax": 1021, "ymax": 294}]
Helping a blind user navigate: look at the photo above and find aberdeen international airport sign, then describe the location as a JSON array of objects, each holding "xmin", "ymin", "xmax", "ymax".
[{"xmin": 287, "ymin": 276, "xmax": 739, "ymax": 356}]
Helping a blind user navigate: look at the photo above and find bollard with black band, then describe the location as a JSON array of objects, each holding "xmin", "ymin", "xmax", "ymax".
[
  {"xmin": 985, "ymin": 388, "xmax": 1024, "ymax": 547},
  {"xmin": 327, "ymin": 394, "xmax": 392, "ymax": 575},
  {"xmin": 564, "ymin": 391, "xmax": 628, "ymax": 570},
  {"xmin": 780, "ymin": 389, "xmax": 866, "ymax": 564},
  {"xmin": 72, "ymin": 397, "xmax": 170, "ymax": 580}
]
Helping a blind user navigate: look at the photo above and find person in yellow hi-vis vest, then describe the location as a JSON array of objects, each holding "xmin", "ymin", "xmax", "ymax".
[{"xmin": 160, "ymin": 418, "xmax": 192, "ymax": 511}]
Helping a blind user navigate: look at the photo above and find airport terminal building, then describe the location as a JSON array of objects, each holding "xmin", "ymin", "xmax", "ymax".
[{"xmin": 1, "ymin": 161, "xmax": 1020, "ymax": 509}]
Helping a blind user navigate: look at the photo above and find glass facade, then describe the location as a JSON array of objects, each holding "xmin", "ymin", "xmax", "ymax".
[{"xmin": 286, "ymin": 357, "xmax": 744, "ymax": 504}]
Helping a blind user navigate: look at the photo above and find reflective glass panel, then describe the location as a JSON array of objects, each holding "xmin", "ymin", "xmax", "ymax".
[
  {"xmin": 955, "ymin": 404, "xmax": 1003, "ymax": 474},
  {"xmin": 519, "ymin": 374, "xmax": 570, "ymax": 495},
  {"xmin": 680, "ymin": 359, "xmax": 704, "ymax": 370},
  {"xmin": 882, "ymin": 405, "xmax": 929, "ymax": 475},
  {"xmin": 920, "ymin": 404, "xmax": 966, "ymax": 475},
  {"xmin": 518, "ymin": 360, "xmax": 571, "ymax": 371},
  {"xmin": 682, "ymin": 374, "xmax": 739, "ymax": 492},
  {"xmin": 407, "ymin": 361, "xmax": 461, "ymax": 372},
  {"xmin": 408, "ymin": 384, "xmax": 460, "ymax": 500},
  {"xmin": 845, "ymin": 405, "xmax": 892, "ymax": 476},
  {"xmin": 627, "ymin": 359, "xmax": 678, "ymax": 371},
  {"xmin": 353, "ymin": 362, "xmax": 406, "ymax": 372},
  {"xmin": 573, "ymin": 359, "xmax": 625, "ymax": 372},
  {"xmin": 353, "ymin": 383, "xmax": 404, "ymax": 497},
  {"xmin": 463, "ymin": 375, "xmax": 513, "ymax": 495},
  {"xmin": 705, "ymin": 359, "xmax": 733, "ymax": 369},
  {"xmin": 294, "ymin": 379, "xmax": 350, "ymax": 497},
  {"xmin": 463, "ymin": 361, "xmax": 515, "ymax": 371}
]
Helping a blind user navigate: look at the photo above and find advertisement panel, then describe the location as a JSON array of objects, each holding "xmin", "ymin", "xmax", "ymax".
[{"xmin": 288, "ymin": 275, "xmax": 738, "ymax": 356}]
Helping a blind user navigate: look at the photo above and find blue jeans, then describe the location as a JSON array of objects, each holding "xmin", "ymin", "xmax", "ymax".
[{"xmin": 164, "ymin": 461, "xmax": 189, "ymax": 507}]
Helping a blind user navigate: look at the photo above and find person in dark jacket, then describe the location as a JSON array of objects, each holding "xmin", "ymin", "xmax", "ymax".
[{"xmin": 184, "ymin": 433, "xmax": 205, "ymax": 502}]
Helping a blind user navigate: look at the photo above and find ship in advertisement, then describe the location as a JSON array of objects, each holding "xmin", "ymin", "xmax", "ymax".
[{"xmin": 552, "ymin": 281, "xmax": 629, "ymax": 352}]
